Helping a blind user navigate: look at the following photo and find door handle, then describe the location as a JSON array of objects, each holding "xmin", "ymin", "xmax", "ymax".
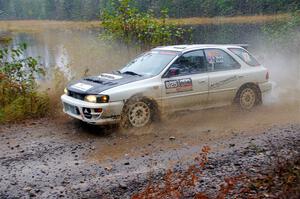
[{"xmin": 198, "ymin": 80, "xmax": 206, "ymax": 84}]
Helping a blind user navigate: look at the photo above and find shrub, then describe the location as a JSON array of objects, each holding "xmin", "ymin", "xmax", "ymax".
[
  {"xmin": 101, "ymin": 0, "xmax": 192, "ymax": 51},
  {"xmin": 0, "ymin": 43, "xmax": 49, "ymax": 123},
  {"xmin": 132, "ymin": 146, "xmax": 245, "ymax": 199}
]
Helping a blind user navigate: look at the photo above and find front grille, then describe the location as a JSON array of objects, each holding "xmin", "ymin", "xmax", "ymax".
[
  {"xmin": 63, "ymin": 103, "xmax": 80, "ymax": 115},
  {"xmin": 68, "ymin": 91, "xmax": 85, "ymax": 101}
]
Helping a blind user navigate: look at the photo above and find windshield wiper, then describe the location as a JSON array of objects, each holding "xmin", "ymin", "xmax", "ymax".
[
  {"xmin": 113, "ymin": 70, "xmax": 121, "ymax": 74},
  {"xmin": 122, "ymin": 71, "xmax": 142, "ymax": 76}
]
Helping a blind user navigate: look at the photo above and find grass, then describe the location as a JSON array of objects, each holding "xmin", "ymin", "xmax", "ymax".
[
  {"xmin": 0, "ymin": 20, "xmax": 101, "ymax": 33},
  {"xmin": 0, "ymin": 14, "xmax": 291, "ymax": 33},
  {"xmin": 0, "ymin": 91, "xmax": 50, "ymax": 124},
  {"xmin": 167, "ymin": 13, "xmax": 290, "ymax": 25}
]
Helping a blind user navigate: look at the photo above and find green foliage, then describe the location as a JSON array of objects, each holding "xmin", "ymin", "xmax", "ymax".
[
  {"xmin": 0, "ymin": 0, "xmax": 101, "ymax": 20},
  {"xmin": 1, "ymin": 92, "xmax": 49, "ymax": 123},
  {"xmin": 0, "ymin": 43, "xmax": 49, "ymax": 123},
  {"xmin": 0, "ymin": 36, "xmax": 12, "ymax": 44},
  {"xmin": 0, "ymin": 43, "xmax": 45, "ymax": 91},
  {"xmin": 101, "ymin": 0, "xmax": 192, "ymax": 50},
  {"xmin": 0, "ymin": 0, "xmax": 299, "ymax": 20},
  {"xmin": 262, "ymin": 11, "xmax": 300, "ymax": 50}
]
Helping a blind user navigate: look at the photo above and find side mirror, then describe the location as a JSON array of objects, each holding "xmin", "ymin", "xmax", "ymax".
[{"xmin": 166, "ymin": 67, "xmax": 180, "ymax": 78}]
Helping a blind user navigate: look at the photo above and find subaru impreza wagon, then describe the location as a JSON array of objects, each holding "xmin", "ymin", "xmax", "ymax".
[{"xmin": 61, "ymin": 45, "xmax": 272, "ymax": 128}]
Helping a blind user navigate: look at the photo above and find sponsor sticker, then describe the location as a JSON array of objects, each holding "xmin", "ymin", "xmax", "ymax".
[
  {"xmin": 210, "ymin": 75, "xmax": 242, "ymax": 89},
  {"xmin": 206, "ymin": 51, "xmax": 224, "ymax": 64},
  {"xmin": 165, "ymin": 78, "xmax": 193, "ymax": 94},
  {"xmin": 99, "ymin": 73, "xmax": 123, "ymax": 80},
  {"xmin": 71, "ymin": 83, "xmax": 93, "ymax": 92}
]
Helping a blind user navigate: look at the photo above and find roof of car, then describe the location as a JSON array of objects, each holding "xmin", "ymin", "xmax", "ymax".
[{"xmin": 154, "ymin": 44, "xmax": 247, "ymax": 52}]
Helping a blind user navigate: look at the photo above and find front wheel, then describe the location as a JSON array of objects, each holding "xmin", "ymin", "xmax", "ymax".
[
  {"xmin": 121, "ymin": 99, "xmax": 152, "ymax": 128},
  {"xmin": 237, "ymin": 85, "xmax": 261, "ymax": 110}
]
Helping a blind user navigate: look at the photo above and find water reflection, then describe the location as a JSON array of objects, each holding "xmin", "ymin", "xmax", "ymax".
[
  {"xmin": 5, "ymin": 29, "xmax": 137, "ymax": 80},
  {"xmin": 55, "ymin": 44, "xmax": 71, "ymax": 80}
]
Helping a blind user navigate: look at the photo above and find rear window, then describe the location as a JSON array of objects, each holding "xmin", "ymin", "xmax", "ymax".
[{"xmin": 229, "ymin": 48, "xmax": 260, "ymax": 66}]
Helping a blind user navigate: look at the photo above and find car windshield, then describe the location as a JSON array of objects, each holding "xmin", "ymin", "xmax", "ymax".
[{"xmin": 120, "ymin": 50, "xmax": 179, "ymax": 76}]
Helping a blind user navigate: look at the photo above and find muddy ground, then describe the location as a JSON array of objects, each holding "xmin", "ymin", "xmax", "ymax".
[{"xmin": 0, "ymin": 102, "xmax": 300, "ymax": 198}]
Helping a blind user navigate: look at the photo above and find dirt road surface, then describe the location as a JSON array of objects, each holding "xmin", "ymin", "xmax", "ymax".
[{"xmin": 1, "ymin": 102, "xmax": 300, "ymax": 198}]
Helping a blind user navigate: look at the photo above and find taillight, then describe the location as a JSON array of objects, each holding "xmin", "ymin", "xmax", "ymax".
[{"xmin": 266, "ymin": 71, "xmax": 269, "ymax": 80}]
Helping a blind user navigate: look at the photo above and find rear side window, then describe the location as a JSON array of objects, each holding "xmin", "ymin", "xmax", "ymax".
[
  {"xmin": 229, "ymin": 48, "xmax": 260, "ymax": 66},
  {"xmin": 204, "ymin": 49, "xmax": 241, "ymax": 72}
]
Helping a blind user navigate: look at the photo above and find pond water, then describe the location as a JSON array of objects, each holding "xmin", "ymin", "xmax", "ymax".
[
  {"xmin": 192, "ymin": 23, "xmax": 264, "ymax": 44},
  {"xmin": 1, "ymin": 23, "xmax": 267, "ymax": 79},
  {"xmin": 5, "ymin": 28, "xmax": 137, "ymax": 80}
]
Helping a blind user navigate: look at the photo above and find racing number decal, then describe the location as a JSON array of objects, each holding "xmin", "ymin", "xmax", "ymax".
[
  {"xmin": 165, "ymin": 80, "xmax": 178, "ymax": 89},
  {"xmin": 165, "ymin": 78, "xmax": 193, "ymax": 94}
]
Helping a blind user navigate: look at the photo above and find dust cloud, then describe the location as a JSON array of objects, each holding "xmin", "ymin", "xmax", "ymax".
[
  {"xmin": 168, "ymin": 42, "xmax": 300, "ymax": 135},
  {"xmin": 34, "ymin": 28, "xmax": 299, "ymax": 163}
]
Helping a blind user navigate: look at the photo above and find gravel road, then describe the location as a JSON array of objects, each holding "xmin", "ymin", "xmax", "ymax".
[{"xmin": 0, "ymin": 104, "xmax": 299, "ymax": 198}]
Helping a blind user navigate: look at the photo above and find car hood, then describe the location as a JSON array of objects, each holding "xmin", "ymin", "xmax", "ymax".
[{"xmin": 67, "ymin": 73, "xmax": 146, "ymax": 95}]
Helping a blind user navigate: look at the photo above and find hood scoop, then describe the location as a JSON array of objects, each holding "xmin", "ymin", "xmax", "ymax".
[
  {"xmin": 84, "ymin": 73, "xmax": 123, "ymax": 85},
  {"xmin": 99, "ymin": 73, "xmax": 123, "ymax": 80},
  {"xmin": 84, "ymin": 77, "xmax": 118, "ymax": 86},
  {"xmin": 68, "ymin": 72, "xmax": 145, "ymax": 95}
]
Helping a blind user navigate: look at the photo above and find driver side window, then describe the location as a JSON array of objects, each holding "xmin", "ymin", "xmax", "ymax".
[{"xmin": 167, "ymin": 50, "xmax": 207, "ymax": 77}]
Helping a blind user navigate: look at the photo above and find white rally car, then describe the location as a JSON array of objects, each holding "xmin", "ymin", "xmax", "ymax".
[{"xmin": 61, "ymin": 45, "xmax": 272, "ymax": 128}]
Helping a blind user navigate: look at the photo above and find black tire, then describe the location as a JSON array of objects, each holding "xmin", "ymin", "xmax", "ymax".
[
  {"xmin": 120, "ymin": 97, "xmax": 157, "ymax": 129},
  {"xmin": 236, "ymin": 84, "xmax": 261, "ymax": 110}
]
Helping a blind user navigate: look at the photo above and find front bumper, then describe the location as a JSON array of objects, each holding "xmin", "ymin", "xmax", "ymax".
[{"xmin": 61, "ymin": 94, "xmax": 124, "ymax": 125}]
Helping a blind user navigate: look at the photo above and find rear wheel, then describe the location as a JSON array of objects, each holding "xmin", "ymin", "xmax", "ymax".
[{"xmin": 237, "ymin": 85, "xmax": 261, "ymax": 110}]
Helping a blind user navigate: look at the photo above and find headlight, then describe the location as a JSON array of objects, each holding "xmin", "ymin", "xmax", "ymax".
[
  {"xmin": 64, "ymin": 88, "xmax": 68, "ymax": 95},
  {"xmin": 84, "ymin": 95, "xmax": 110, "ymax": 103},
  {"xmin": 85, "ymin": 95, "xmax": 97, "ymax": 103}
]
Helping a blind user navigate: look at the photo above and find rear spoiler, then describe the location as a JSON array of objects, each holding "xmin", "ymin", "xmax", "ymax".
[
  {"xmin": 233, "ymin": 44, "xmax": 249, "ymax": 50},
  {"xmin": 215, "ymin": 44, "xmax": 250, "ymax": 50}
]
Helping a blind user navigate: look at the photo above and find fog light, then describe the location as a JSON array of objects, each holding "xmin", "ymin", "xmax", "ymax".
[
  {"xmin": 94, "ymin": 108, "xmax": 103, "ymax": 113},
  {"xmin": 98, "ymin": 95, "xmax": 109, "ymax": 103}
]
